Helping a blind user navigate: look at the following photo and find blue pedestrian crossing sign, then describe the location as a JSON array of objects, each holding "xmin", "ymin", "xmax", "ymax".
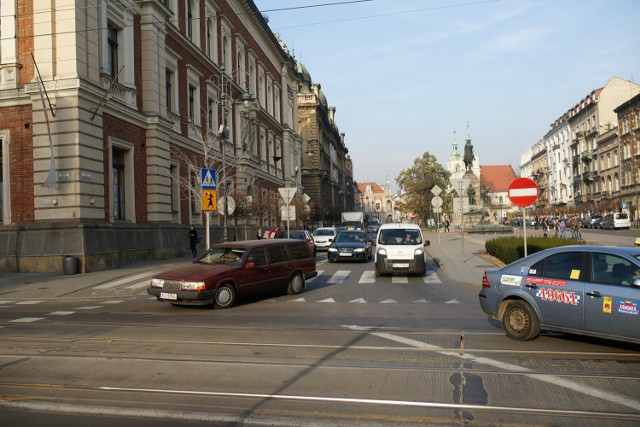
[{"xmin": 201, "ymin": 168, "xmax": 216, "ymax": 190}]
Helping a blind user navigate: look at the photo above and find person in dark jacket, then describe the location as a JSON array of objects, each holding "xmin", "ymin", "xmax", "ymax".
[{"xmin": 188, "ymin": 225, "xmax": 199, "ymax": 258}]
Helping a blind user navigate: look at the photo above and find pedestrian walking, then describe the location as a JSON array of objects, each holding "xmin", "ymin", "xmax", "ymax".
[
  {"xmin": 256, "ymin": 228, "xmax": 262, "ymax": 239},
  {"xmin": 542, "ymin": 217, "xmax": 549, "ymax": 237},
  {"xmin": 534, "ymin": 215, "xmax": 539, "ymax": 230},
  {"xmin": 559, "ymin": 219, "xmax": 567, "ymax": 238},
  {"xmin": 188, "ymin": 225, "xmax": 199, "ymax": 258},
  {"xmin": 444, "ymin": 219, "xmax": 450, "ymax": 232},
  {"xmin": 553, "ymin": 218, "xmax": 559, "ymax": 238},
  {"xmin": 572, "ymin": 217, "xmax": 582, "ymax": 239}
]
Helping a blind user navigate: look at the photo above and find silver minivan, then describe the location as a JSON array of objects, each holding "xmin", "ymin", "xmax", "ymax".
[
  {"xmin": 374, "ymin": 223, "xmax": 430, "ymax": 276},
  {"xmin": 603, "ymin": 213, "xmax": 631, "ymax": 230}
]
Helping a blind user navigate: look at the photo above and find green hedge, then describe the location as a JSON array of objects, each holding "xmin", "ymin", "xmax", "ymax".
[{"xmin": 485, "ymin": 236, "xmax": 586, "ymax": 265}]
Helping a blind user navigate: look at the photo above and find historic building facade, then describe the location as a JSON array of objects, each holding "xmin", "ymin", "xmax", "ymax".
[
  {"xmin": 297, "ymin": 64, "xmax": 355, "ymax": 227},
  {"xmin": 614, "ymin": 93, "xmax": 640, "ymax": 223},
  {"xmin": 0, "ymin": 0, "xmax": 305, "ymax": 272}
]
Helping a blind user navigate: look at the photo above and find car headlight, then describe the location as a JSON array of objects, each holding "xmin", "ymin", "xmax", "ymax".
[
  {"xmin": 328, "ymin": 247, "xmax": 338, "ymax": 252},
  {"xmin": 181, "ymin": 281, "xmax": 206, "ymax": 291},
  {"xmin": 414, "ymin": 248, "xmax": 424, "ymax": 256},
  {"xmin": 377, "ymin": 248, "xmax": 387, "ymax": 256},
  {"xmin": 354, "ymin": 248, "xmax": 365, "ymax": 253},
  {"xmin": 151, "ymin": 278, "xmax": 164, "ymax": 288}
]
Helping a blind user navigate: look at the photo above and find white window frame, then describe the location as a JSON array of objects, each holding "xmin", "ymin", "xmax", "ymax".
[
  {"xmin": 0, "ymin": 130, "xmax": 11, "ymax": 224},
  {"xmin": 108, "ymin": 137, "xmax": 136, "ymax": 223}
]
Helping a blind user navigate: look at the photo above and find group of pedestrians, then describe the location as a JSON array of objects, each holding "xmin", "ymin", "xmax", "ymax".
[{"xmin": 539, "ymin": 216, "xmax": 581, "ymax": 239}]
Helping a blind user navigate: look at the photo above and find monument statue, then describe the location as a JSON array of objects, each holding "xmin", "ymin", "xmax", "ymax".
[{"xmin": 463, "ymin": 140, "xmax": 475, "ymax": 172}]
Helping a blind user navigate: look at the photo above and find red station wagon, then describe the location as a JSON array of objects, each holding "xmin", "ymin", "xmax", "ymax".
[{"xmin": 148, "ymin": 239, "xmax": 317, "ymax": 308}]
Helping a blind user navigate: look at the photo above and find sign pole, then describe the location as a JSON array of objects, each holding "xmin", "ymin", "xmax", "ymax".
[{"xmin": 522, "ymin": 207, "xmax": 528, "ymax": 257}]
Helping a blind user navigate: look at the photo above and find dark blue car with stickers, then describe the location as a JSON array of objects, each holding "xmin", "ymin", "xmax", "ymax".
[{"xmin": 479, "ymin": 245, "xmax": 640, "ymax": 344}]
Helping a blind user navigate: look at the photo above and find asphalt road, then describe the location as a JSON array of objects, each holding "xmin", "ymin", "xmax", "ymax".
[{"xmin": 1, "ymin": 229, "xmax": 639, "ymax": 426}]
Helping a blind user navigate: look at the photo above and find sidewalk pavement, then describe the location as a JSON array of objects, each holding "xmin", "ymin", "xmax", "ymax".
[
  {"xmin": 0, "ymin": 255, "xmax": 195, "ymax": 300},
  {"xmin": 424, "ymin": 231, "xmax": 502, "ymax": 288}
]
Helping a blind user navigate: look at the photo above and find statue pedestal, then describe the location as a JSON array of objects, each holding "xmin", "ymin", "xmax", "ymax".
[{"xmin": 451, "ymin": 171, "xmax": 484, "ymax": 231}]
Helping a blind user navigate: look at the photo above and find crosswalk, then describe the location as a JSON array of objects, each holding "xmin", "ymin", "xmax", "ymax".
[{"xmin": 307, "ymin": 269, "xmax": 442, "ymax": 285}]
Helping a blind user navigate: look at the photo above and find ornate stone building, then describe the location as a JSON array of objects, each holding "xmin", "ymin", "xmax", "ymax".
[
  {"xmin": 614, "ymin": 93, "xmax": 640, "ymax": 224},
  {"xmin": 297, "ymin": 64, "xmax": 355, "ymax": 226},
  {"xmin": 0, "ymin": 0, "xmax": 303, "ymax": 272}
]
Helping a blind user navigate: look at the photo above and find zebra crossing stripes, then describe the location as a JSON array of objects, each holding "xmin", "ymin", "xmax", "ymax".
[
  {"xmin": 327, "ymin": 270, "xmax": 350, "ymax": 284},
  {"xmin": 309, "ymin": 270, "xmax": 442, "ymax": 285}
]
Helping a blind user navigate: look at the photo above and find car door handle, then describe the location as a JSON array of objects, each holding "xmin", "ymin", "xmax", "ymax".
[
  {"xmin": 586, "ymin": 291, "xmax": 602, "ymax": 298},
  {"xmin": 525, "ymin": 283, "xmax": 537, "ymax": 289}
]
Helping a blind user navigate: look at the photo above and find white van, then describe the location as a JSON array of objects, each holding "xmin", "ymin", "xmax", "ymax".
[
  {"xmin": 374, "ymin": 223, "xmax": 430, "ymax": 276},
  {"xmin": 602, "ymin": 213, "xmax": 631, "ymax": 230}
]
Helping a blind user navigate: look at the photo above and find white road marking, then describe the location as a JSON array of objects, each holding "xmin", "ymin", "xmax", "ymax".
[
  {"xmin": 317, "ymin": 298, "xmax": 335, "ymax": 303},
  {"xmin": 94, "ymin": 272, "xmax": 152, "ymax": 289},
  {"xmin": 102, "ymin": 300, "xmax": 124, "ymax": 304},
  {"xmin": 10, "ymin": 317, "xmax": 45, "ymax": 323},
  {"xmin": 327, "ymin": 270, "xmax": 350, "ymax": 284},
  {"xmin": 289, "ymin": 298, "xmax": 306, "ymax": 302},
  {"xmin": 359, "ymin": 271, "xmax": 376, "ymax": 283},
  {"xmin": 49, "ymin": 311, "xmax": 75, "ymax": 316},
  {"xmin": 126, "ymin": 281, "xmax": 152, "ymax": 290},
  {"xmin": 445, "ymin": 299, "xmax": 461, "ymax": 304},
  {"xmin": 306, "ymin": 270, "xmax": 323, "ymax": 283},
  {"xmin": 379, "ymin": 299, "xmax": 397, "ymax": 304},
  {"xmin": 350, "ymin": 298, "xmax": 367, "ymax": 303},
  {"xmin": 343, "ymin": 325, "xmax": 640, "ymax": 412},
  {"xmin": 413, "ymin": 299, "xmax": 429, "ymax": 303},
  {"xmin": 93, "ymin": 386, "xmax": 637, "ymax": 418},
  {"xmin": 423, "ymin": 271, "xmax": 441, "ymax": 283},
  {"xmin": 74, "ymin": 306, "xmax": 103, "ymax": 310},
  {"xmin": 16, "ymin": 301, "xmax": 42, "ymax": 305}
]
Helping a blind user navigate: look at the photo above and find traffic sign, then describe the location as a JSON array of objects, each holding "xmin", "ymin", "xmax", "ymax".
[
  {"xmin": 431, "ymin": 196, "xmax": 443, "ymax": 208},
  {"xmin": 508, "ymin": 178, "xmax": 539, "ymax": 208},
  {"xmin": 278, "ymin": 187, "xmax": 296, "ymax": 205},
  {"xmin": 201, "ymin": 168, "xmax": 216, "ymax": 190},
  {"xmin": 431, "ymin": 185, "xmax": 442, "ymax": 196},
  {"xmin": 202, "ymin": 190, "xmax": 217, "ymax": 211},
  {"xmin": 218, "ymin": 196, "xmax": 235, "ymax": 216}
]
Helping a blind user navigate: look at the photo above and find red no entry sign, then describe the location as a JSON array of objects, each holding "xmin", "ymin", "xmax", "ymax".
[{"xmin": 508, "ymin": 178, "xmax": 539, "ymax": 208}]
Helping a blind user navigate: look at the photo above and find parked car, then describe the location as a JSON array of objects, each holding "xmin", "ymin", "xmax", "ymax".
[
  {"xmin": 275, "ymin": 229, "xmax": 316, "ymax": 258},
  {"xmin": 602, "ymin": 213, "xmax": 631, "ymax": 230},
  {"xmin": 585, "ymin": 215, "xmax": 603, "ymax": 229},
  {"xmin": 312, "ymin": 227, "xmax": 337, "ymax": 251},
  {"xmin": 148, "ymin": 239, "xmax": 317, "ymax": 308},
  {"xmin": 479, "ymin": 245, "xmax": 640, "ymax": 344},
  {"xmin": 327, "ymin": 229, "xmax": 372, "ymax": 262},
  {"xmin": 374, "ymin": 223, "xmax": 430, "ymax": 276}
]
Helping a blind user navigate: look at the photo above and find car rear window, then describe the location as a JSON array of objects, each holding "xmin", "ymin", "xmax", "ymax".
[
  {"xmin": 267, "ymin": 245, "xmax": 289, "ymax": 263},
  {"xmin": 313, "ymin": 229, "xmax": 335, "ymax": 236},
  {"xmin": 288, "ymin": 243, "xmax": 311, "ymax": 260}
]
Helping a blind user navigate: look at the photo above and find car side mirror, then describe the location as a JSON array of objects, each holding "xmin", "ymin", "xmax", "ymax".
[{"xmin": 424, "ymin": 240, "xmax": 430, "ymax": 247}]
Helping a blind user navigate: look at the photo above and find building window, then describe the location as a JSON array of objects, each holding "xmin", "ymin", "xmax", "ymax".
[
  {"xmin": 107, "ymin": 23, "xmax": 119, "ymax": 78},
  {"xmin": 112, "ymin": 148, "xmax": 126, "ymax": 220},
  {"xmin": 207, "ymin": 97, "xmax": 214, "ymax": 130},
  {"xmin": 166, "ymin": 69, "xmax": 173, "ymax": 113},
  {"xmin": 188, "ymin": 84, "xmax": 196, "ymax": 122},
  {"xmin": 187, "ymin": 0, "xmax": 193, "ymax": 40},
  {"xmin": 190, "ymin": 170, "xmax": 198, "ymax": 215}
]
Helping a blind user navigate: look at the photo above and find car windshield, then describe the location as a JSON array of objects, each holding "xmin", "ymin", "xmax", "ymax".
[
  {"xmin": 198, "ymin": 247, "xmax": 245, "ymax": 265},
  {"xmin": 379, "ymin": 229, "xmax": 422, "ymax": 245},
  {"xmin": 279, "ymin": 231, "xmax": 305, "ymax": 239},
  {"xmin": 313, "ymin": 229, "xmax": 335, "ymax": 236},
  {"xmin": 335, "ymin": 232, "xmax": 365, "ymax": 243}
]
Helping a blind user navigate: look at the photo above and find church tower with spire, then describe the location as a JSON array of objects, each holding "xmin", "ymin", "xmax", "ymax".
[{"xmin": 447, "ymin": 127, "xmax": 466, "ymax": 181}]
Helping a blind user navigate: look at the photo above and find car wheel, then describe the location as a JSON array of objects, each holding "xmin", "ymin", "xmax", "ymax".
[
  {"xmin": 502, "ymin": 300, "xmax": 540, "ymax": 341},
  {"xmin": 215, "ymin": 283, "xmax": 236, "ymax": 309},
  {"xmin": 287, "ymin": 273, "xmax": 304, "ymax": 295}
]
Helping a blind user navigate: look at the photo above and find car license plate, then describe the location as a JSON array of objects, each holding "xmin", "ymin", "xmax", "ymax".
[
  {"xmin": 160, "ymin": 292, "xmax": 177, "ymax": 300},
  {"xmin": 393, "ymin": 263, "xmax": 409, "ymax": 268},
  {"xmin": 339, "ymin": 253, "xmax": 352, "ymax": 256}
]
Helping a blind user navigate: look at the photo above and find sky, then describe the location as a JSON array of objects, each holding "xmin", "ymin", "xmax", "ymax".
[{"xmin": 253, "ymin": 0, "xmax": 640, "ymax": 192}]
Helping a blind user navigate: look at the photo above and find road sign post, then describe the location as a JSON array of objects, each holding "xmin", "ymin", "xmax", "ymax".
[
  {"xmin": 201, "ymin": 168, "xmax": 217, "ymax": 249},
  {"xmin": 508, "ymin": 178, "xmax": 539, "ymax": 257},
  {"xmin": 278, "ymin": 187, "xmax": 297, "ymax": 234}
]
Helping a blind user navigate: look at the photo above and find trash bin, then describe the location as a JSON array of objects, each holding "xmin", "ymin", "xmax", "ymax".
[{"xmin": 63, "ymin": 255, "xmax": 78, "ymax": 275}]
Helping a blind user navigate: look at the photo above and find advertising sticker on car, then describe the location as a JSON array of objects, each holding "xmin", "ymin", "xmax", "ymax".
[
  {"xmin": 617, "ymin": 300, "xmax": 639, "ymax": 315},
  {"xmin": 603, "ymin": 297, "xmax": 612, "ymax": 313},
  {"xmin": 500, "ymin": 275, "xmax": 522, "ymax": 286},
  {"xmin": 536, "ymin": 288, "xmax": 579, "ymax": 305},
  {"xmin": 526, "ymin": 277, "xmax": 567, "ymax": 287}
]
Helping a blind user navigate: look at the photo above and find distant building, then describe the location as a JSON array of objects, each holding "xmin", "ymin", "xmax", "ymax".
[
  {"xmin": 357, "ymin": 179, "xmax": 394, "ymax": 223},
  {"xmin": 614, "ymin": 92, "xmax": 640, "ymax": 224},
  {"xmin": 480, "ymin": 165, "xmax": 518, "ymax": 221}
]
